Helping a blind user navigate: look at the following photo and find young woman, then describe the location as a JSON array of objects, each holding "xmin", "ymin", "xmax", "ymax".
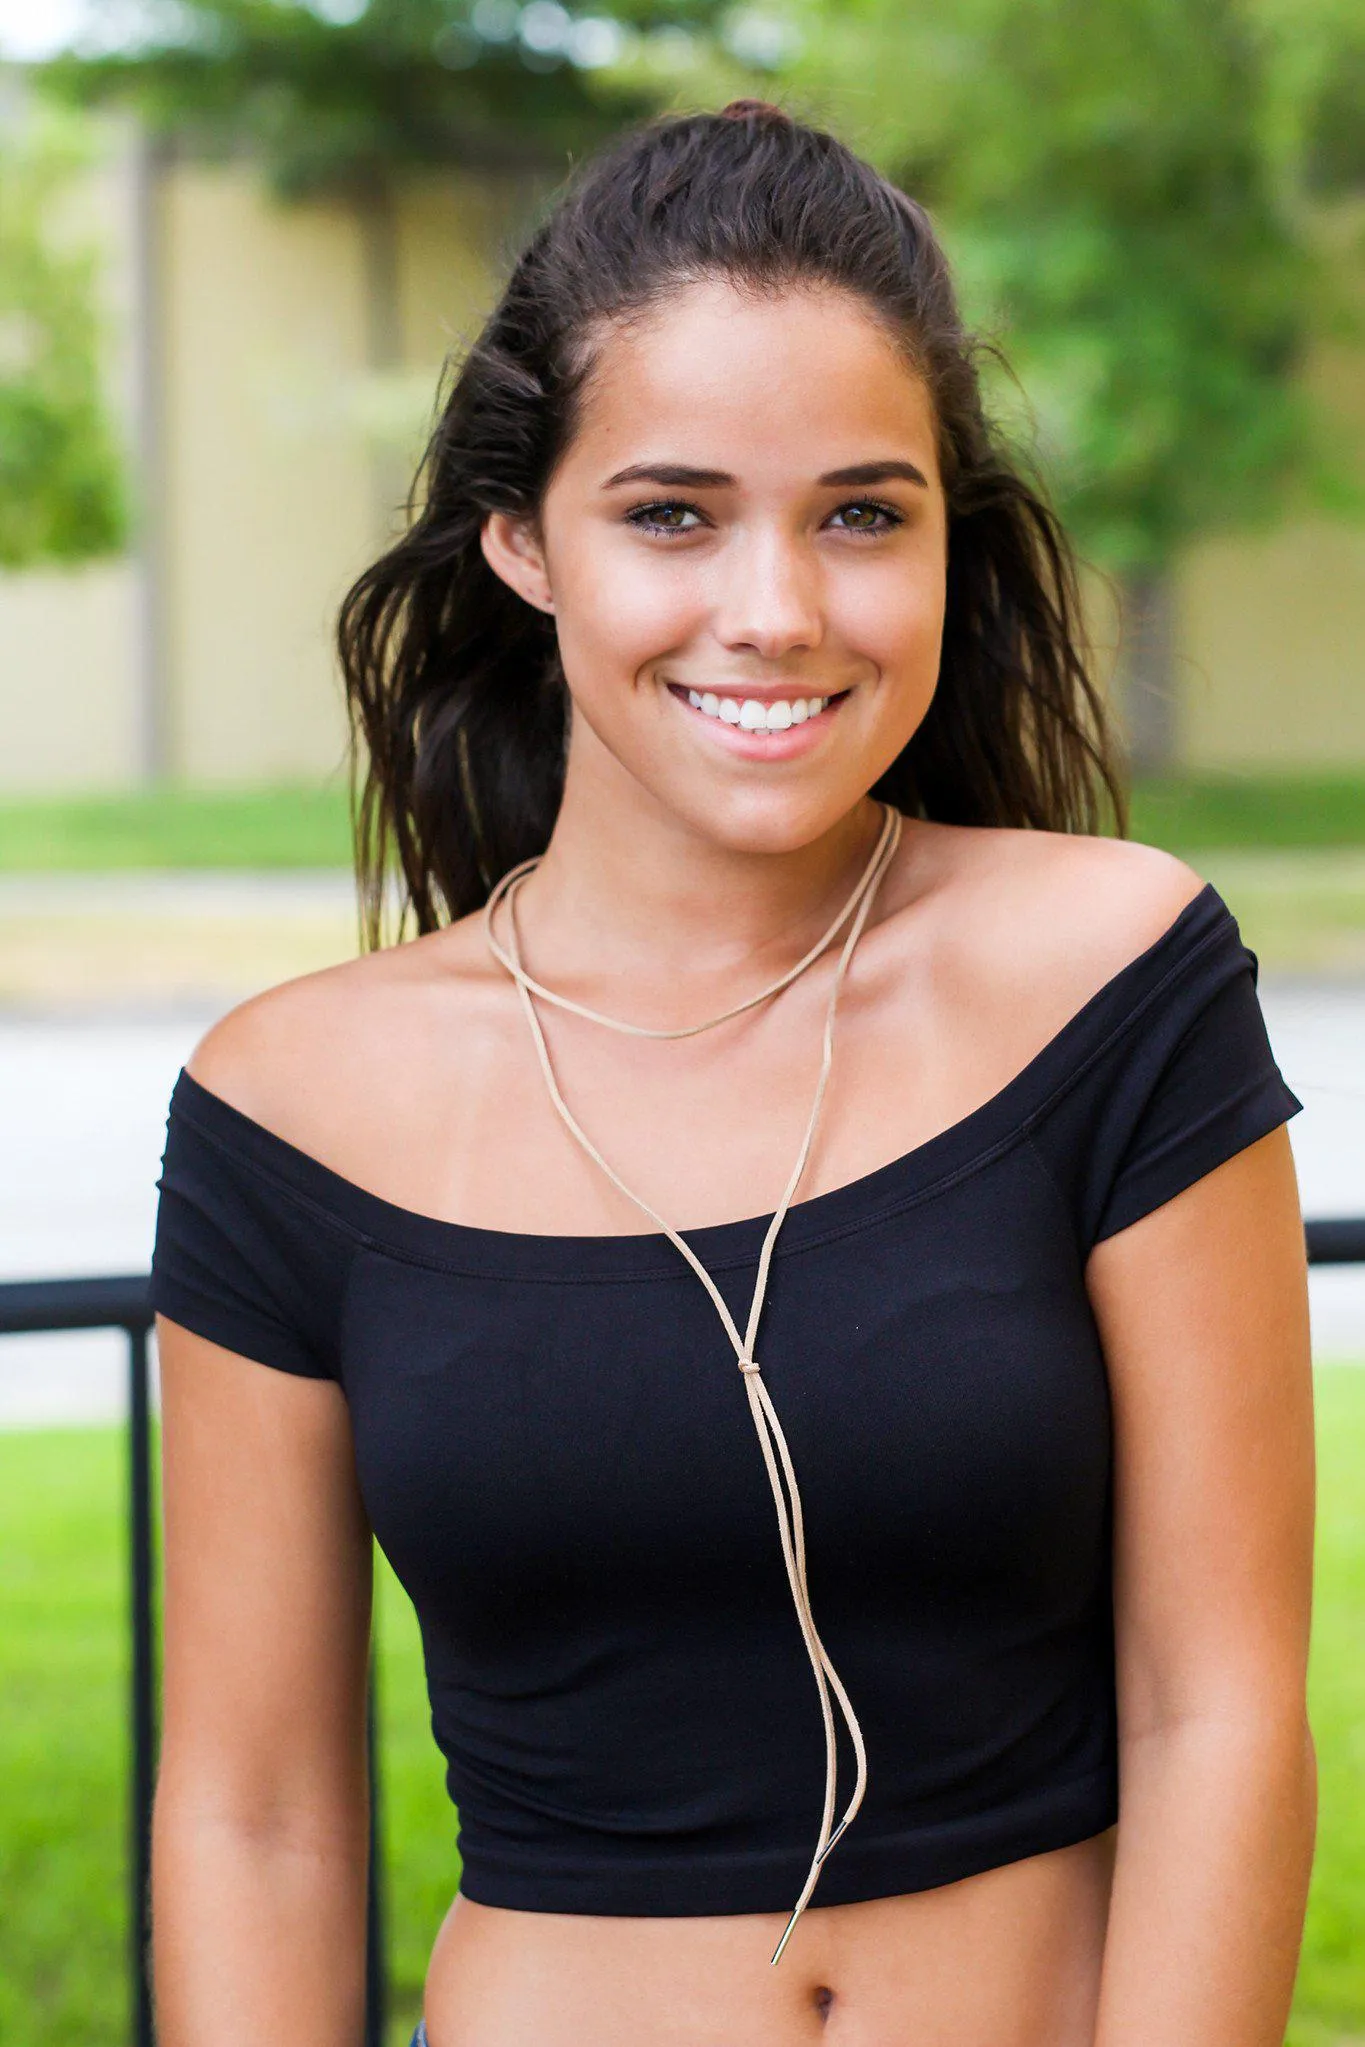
[{"xmin": 149, "ymin": 101, "xmax": 1316, "ymax": 2047}]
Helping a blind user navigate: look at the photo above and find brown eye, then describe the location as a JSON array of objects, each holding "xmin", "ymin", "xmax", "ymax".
[
  {"xmin": 626, "ymin": 500, "xmax": 704, "ymax": 537},
  {"xmin": 831, "ymin": 500, "xmax": 902, "ymax": 535}
]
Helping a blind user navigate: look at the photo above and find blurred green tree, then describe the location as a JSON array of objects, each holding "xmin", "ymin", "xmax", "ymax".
[
  {"xmin": 41, "ymin": 1, "xmax": 1365, "ymax": 766},
  {"xmin": 42, "ymin": 0, "xmax": 755, "ymax": 536},
  {"xmin": 43, "ymin": 1, "xmax": 739, "ymax": 374},
  {"xmin": 0, "ymin": 101, "xmax": 127, "ymax": 566},
  {"xmin": 783, "ymin": 0, "xmax": 1365, "ymax": 766}
]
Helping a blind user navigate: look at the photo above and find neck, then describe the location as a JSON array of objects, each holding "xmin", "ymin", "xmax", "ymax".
[{"xmin": 514, "ymin": 745, "xmax": 895, "ymax": 1003}]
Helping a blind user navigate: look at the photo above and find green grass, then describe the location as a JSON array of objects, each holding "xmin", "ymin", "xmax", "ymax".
[
  {"xmin": 0, "ymin": 770, "xmax": 1359, "ymax": 873},
  {"xmin": 0, "ymin": 1426, "xmax": 452, "ymax": 2046},
  {"xmin": 0, "ymin": 782, "xmax": 354, "ymax": 871},
  {"xmin": 1, "ymin": 1372, "xmax": 1363, "ymax": 2045},
  {"xmin": 1127, "ymin": 773, "xmax": 1365, "ymax": 853},
  {"xmin": 1288, "ymin": 1362, "xmax": 1365, "ymax": 2047}
]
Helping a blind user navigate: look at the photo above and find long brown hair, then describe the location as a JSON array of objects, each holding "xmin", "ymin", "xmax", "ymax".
[{"xmin": 339, "ymin": 98, "xmax": 1129, "ymax": 948}]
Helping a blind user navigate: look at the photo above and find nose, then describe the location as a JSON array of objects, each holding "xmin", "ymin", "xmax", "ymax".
[{"xmin": 711, "ymin": 522, "xmax": 824, "ymax": 659}]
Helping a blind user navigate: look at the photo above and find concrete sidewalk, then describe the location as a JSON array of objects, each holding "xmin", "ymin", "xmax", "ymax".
[{"xmin": 0, "ymin": 869, "xmax": 366, "ymax": 1015}]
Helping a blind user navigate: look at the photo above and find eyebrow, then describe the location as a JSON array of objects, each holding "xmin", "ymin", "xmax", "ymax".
[{"xmin": 600, "ymin": 459, "xmax": 930, "ymax": 491}]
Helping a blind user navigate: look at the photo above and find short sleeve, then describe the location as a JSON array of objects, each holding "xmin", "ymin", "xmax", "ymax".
[
  {"xmin": 151, "ymin": 1072, "xmax": 346, "ymax": 1379},
  {"xmin": 1087, "ymin": 935, "xmax": 1303, "ymax": 1250}
]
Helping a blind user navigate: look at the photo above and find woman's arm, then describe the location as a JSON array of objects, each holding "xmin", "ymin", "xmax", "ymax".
[
  {"xmin": 152, "ymin": 1316, "xmax": 374, "ymax": 2047},
  {"xmin": 1086, "ymin": 1120, "xmax": 1316, "ymax": 2047}
]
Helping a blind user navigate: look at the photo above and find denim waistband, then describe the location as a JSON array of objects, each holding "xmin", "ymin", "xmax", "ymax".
[{"xmin": 410, "ymin": 2023, "xmax": 428, "ymax": 2047}]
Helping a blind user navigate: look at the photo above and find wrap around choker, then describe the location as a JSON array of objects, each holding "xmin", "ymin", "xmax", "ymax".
[{"xmin": 481, "ymin": 800, "xmax": 904, "ymax": 1964}]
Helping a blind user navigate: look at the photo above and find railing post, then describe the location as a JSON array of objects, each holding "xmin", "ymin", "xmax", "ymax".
[
  {"xmin": 365, "ymin": 1649, "xmax": 387, "ymax": 2047},
  {"xmin": 128, "ymin": 1319, "xmax": 158, "ymax": 2047}
]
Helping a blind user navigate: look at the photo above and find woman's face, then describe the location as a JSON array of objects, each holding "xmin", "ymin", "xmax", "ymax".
[{"xmin": 482, "ymin": 275, "xmax": 948, "ymax": 853}]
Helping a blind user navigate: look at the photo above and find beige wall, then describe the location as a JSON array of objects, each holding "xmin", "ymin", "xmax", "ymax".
[
  {"xmin": 159, "ymin": 164, "xmax": 533, "ymax": 784},
  {"xmin": 1179, "ymin": 316, "xmax": 1365, "ymax": 768},
  {"xmin": 159, "ymin": 166, "xmax": 371, "ymax": 783},
  {"xmin": 0, "ymin": 561, "xmax": 140, "ymax": 789},
  {"xmin": 0, "ymin": 146, "xmax": 519, "ymax": 794},
  {"xmin": 397, "ymin": 175, "xmax": 535, "ymax": 370},
  {"xmin": 1180, "ymin": 518, "xmax": 1365, "ymax": 768},
  {"xmin": 0, "ymin": 136, "xmax": 1362, "ymax": 792}
]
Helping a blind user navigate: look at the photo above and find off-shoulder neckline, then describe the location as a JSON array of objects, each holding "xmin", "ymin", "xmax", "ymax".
[{"xmin": 166, "ymin": 879, "xmax": 1237, "ymax": 1280}]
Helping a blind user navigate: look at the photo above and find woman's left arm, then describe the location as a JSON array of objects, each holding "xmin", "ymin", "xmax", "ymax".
[{"xmin": 1086, "ymin": 1118, "xmax": 1316, "ymax": 2047}]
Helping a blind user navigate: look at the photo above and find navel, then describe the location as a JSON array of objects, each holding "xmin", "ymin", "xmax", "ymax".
[{"xmin": 813, "ymin": 1984, "xmax": 836, "ymax": 2022}]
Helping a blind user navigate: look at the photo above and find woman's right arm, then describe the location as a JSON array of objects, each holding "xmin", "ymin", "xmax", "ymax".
[{"xmin": 152, "ymin": 1314, "xmax": 374, "ymax": 2047}]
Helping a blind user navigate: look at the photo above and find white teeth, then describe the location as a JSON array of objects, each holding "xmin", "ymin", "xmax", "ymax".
[{"xmin": 681, "ymin": 688, "xmax": 832, "ymax": 731}]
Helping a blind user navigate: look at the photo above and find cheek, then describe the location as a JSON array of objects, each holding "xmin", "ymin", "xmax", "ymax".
[
  {"xmin": 833, "ymin": 549, "xmax": 946, "ymax": 680},
  {"xmin": 553, "ymin": 544, "xmax": 702, "ymax": 688}
]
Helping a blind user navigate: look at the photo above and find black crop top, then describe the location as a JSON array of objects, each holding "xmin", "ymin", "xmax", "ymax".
[{"xmin": 150, "ymin": 879, "xmax": 1303, "ymax": 1916}]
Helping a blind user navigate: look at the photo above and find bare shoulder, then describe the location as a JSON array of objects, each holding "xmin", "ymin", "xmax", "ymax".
[
  {"xmin": 184, "ymin": 906, "xmax": 507, "ymax": 1163},
  {"xmin": 903, "ymin": 821, "xmax": 1210, "ymax": 1037},
  {"xmin": 1012, "ymin": 827, "xmax": 1209, "ymax": 965}
]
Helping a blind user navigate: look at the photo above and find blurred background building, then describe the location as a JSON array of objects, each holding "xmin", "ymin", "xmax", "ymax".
[
  {"xmin": 1, "ymin": 0, "xmax": 1363, "ymax": 792},
  {"xmin": 0, "ymin": 131, "xmax": 528, "ymax": 788}
]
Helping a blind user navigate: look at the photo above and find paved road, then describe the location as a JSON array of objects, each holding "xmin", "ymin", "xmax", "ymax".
[{"xmin": 1, "ymin": 982, "xmax": 1362, "ymax": 1425}]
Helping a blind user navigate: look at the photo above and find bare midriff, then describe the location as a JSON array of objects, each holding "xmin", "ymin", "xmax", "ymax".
[{"xmin": 422, "ymin": 1824, "xmax": 1117, "ymax": 2047}]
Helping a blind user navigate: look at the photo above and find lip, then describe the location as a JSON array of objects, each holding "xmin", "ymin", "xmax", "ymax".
[{"xmin": 665, "ymin": 682, "xmax": 851, "ymax": 760}]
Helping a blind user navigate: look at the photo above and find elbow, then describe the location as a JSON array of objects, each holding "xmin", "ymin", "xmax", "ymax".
[
  {"xmin": 1119, "ymin": 1652, "xmax": 1314, "ymax": 1759},
  {"xmin": 1120, "ymin": 1688, "xmax": 1315, "ymax": 1767},
  {"xmin": 153, "ymin": 1738, "xmax": 371, "ymax": 1863},
  {"xmin": 1119, "ymin": 1696, "xmax": 1318, "ymax": 1851}
]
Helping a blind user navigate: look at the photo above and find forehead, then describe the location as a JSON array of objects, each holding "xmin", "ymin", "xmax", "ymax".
[{"xmin": 560, "ymin": 276, "xmax": 940, "ymax": 486}]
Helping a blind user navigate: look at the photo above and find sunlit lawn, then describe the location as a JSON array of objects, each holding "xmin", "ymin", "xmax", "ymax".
[
  {"xmin": 0, "ymin": 781, "xmax": 355, "ymax": 872},
  {"xmin": 1, "ymin": 1366, "xmax": 1362, "ymax": 2046},
  {"xmin": 0, "ymin": 1425, "xmax": 452, "ymax": 2047}
]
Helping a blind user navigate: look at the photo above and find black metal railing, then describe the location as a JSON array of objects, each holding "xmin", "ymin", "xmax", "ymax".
[{"xmin": 2, "ymin": 1212, "xmax": 1363, "ymax": 2044}]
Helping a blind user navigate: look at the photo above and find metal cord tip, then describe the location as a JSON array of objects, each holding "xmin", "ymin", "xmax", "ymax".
[
  {"xmin": 769, "ymin": 1905, "xmax": 803, "ymax": 1967},
  {"xmin": 815, "ymin": 1815, "xmax": 851, "ymax": 1864}
]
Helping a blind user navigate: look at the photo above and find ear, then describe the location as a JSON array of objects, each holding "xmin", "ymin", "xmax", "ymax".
[{"xmin": 481, "ymin": 511, "xmax": 555, "ymax": 614}]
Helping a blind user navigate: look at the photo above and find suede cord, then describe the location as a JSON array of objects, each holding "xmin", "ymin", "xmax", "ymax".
[{"xmin": 481, "ymin": 801, "xmax": 903, "ymax": 1963}]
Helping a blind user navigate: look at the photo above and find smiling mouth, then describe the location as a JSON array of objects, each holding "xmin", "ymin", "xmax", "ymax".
[{"xmin": 666, "ymin": 684, "xmax": 852, "ymax": 734}]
